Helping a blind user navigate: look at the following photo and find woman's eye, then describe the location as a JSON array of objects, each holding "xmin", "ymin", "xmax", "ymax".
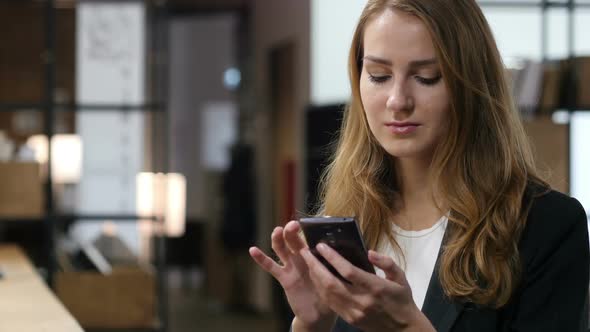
[
  {"xmin": 415, "ymin": 75, "xmax": 442, "ymax": 86},
  {"xmin": 368, "ymin": 74, "xmax": 390, "ymax": 84}
]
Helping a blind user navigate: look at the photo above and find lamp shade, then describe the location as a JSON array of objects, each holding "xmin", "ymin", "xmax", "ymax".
[
  {"xmin": 26, "ymin": 134, "xmax": 83, "ymax": 184},
  {"xmin": 165, "ymin": 173, "xmax": 186, "ymax": 237},
  {"xmin": 136, "ymin": 172, "xmax": 186, "ymax": 237}
]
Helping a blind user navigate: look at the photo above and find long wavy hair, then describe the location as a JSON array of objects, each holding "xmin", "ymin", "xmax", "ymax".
[{"xmin": 317, "ymin": 0, "xmax": 547, "ymax": 308}]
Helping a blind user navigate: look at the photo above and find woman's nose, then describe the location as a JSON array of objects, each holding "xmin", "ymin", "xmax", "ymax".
[{"xmin": 385, "ymin": 80, "xmax": 413, "ymax": 112}]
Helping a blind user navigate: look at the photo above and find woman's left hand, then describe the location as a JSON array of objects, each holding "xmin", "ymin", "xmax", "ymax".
[{"xmin": 300, "ymin": 244, "xmax": 436, "ymax": 332}]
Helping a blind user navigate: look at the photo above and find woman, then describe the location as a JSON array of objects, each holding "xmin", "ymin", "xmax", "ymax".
[{"xmin": 250, "ymin": 0, "xmax": 590, "ymax": 331}]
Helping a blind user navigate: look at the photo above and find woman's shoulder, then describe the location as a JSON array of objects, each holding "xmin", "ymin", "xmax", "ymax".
[
  {"xmin": 525, "ymin": 185, "xmax": 586, "ymax": 229},
  {"xmin": 519, "ymin": 183, "xmax": 588, "ymax": 267}
]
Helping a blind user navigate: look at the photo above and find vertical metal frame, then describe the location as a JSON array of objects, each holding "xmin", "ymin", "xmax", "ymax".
[
  {"xmin": 44, "ymin": 0, "xmax": 57, "ymax": 286},
  {"xmin": 148, "ymin": 2, "xmax": 170, "ymax": 330}
]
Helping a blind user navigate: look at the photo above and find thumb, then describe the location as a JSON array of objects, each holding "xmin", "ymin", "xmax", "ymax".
[{"xmin": 368, "ymin": 250, "xmax": 408, "ymax": 286}]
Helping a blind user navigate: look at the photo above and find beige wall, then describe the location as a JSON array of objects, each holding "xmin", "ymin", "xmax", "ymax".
[{"xmin": 249, "ymin": 0, "xmax": 311, "ymax": 312}]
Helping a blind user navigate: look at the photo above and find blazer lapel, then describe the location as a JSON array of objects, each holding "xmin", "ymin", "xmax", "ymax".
[{"xmin": 421, "ymin": 230, "xmax": 465, "ymax": 332}]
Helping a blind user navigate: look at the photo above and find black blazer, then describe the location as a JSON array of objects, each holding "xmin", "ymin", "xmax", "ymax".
[{"xmin": 329, "ymin": 188, "xmax": 590, "ymax": 332}]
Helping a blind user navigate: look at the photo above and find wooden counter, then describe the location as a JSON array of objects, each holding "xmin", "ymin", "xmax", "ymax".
[{"xmin": 0, "ymin": 244, "xmax": 83, "ymax": 331}]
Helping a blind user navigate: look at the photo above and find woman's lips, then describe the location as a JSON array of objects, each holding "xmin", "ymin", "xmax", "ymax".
[{"xmin": 385, "ymin": 122, "xmax": 421, "ymax": 135}]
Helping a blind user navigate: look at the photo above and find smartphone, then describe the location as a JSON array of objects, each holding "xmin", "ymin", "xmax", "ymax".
[{"xmin": 299, "ymin": 217, "xmax": 375, "ymax": 282}]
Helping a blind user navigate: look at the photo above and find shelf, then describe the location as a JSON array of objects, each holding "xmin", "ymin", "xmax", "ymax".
[
  {"xmin": 0, "ymin": 216, "xmax": 44, "ymax": 224},
  {"xmin": 83, "ymin": 319, "xmax": 162, "ymax": 332},
  {"xmin": 520, "ymin": 107, "xmax": 590, "ymax": 114},
  {"xmin": 0, "ymin": 215, "xmax": 162, "ymax": 225},
  {"xmin": 55, "ymin": 103, "xmax": 166, "ymax": 112},
  {"xmin": 85, "ymin": 327, "xmax": 162, "ymax": 332},
  {"xmin": 478, "ymin": 1, "xmax": 590, "ymax": 8},
  {"xmin": 0, "ymin": 102, "xmax": 46, "ymax": 112},
  {"xmin": 0, "ymin": 102, "xmax": 165, "ymax": 113},
  {"xmin": 57, "ymin": 214, "xmax": 162, "ymax": 222}
]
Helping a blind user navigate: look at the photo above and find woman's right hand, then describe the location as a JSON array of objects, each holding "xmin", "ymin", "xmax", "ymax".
[{"xmin": 249, "ymin": 220, "xmax": 336, "ymax": 331}]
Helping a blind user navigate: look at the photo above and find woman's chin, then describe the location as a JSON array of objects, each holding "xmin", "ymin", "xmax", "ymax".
[{"xmin": 381, "ymin": 145, "xmax": 425, "ymax": 159}]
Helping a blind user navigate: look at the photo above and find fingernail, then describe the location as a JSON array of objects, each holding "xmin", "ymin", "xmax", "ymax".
[
  {"xmin": 369, "ymin": 250, "xmax": 380, "ymax": 260},
  {"xmin": 317, "ymin": 243, "xmax": 327, "ymax": 252}
]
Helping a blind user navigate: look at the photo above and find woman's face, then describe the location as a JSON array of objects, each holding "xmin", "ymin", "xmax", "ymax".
[{"xmin": 360, "ymin": 9, "xmax": 450, "ymax": 160}]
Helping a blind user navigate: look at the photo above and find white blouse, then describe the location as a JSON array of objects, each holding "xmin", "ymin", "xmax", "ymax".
[{"xmin": 376, "ymin": 216, "xmax": 448, "ymax": 309}]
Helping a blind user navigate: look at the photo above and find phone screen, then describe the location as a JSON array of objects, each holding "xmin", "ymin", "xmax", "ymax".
[{"xmin": 299, "ymin": 217, "xmax": 375, "ymax": 282}]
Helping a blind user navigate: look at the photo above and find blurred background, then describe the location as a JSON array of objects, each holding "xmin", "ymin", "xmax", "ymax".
[{"xmin": 0, "ymin": 0, "xmax": 588, "ymax": 331}]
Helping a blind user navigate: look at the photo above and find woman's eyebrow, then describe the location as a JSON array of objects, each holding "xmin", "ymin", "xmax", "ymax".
[
  {"xmin": 363, "ymin": 55, "xmax": 392, "ymax": 66},
  {"xmin": 409, "ymin": 58, "xmax": 438, "ymax": 68},
  {"xmin": 363, "ymin": 55, "xmax": 438, "ymax": 68}
]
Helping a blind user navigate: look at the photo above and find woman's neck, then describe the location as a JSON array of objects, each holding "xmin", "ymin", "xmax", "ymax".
[{"xmin": 393, "ymin": 157, "xmax": 444, "ymax": 231}]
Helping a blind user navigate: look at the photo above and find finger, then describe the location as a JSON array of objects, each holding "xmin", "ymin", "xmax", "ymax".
[
  {"xmin": 300, "ymin": 247, "xmax": 349, "ymax": 293},
  {"xmin": 249, "ymin": 246, "xmax": 283, "ymax": 279},
  {"xmin": 271, "ymin": 227, "xmax": 291, "ymax": 265},
  {"xmin": 368, "ymin": 250, "xmax": 408, "ymax": 286},
  {"xmin": 284, "ymin": 220, "xmax": 307, "ymax": 254},
  {"xmin": 316, "ymin": 243, "xmax": 374, "ymax": 289},
  {"xmin": 300, "ymin": 247, "xmax": 363, "ymax": 318}
]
